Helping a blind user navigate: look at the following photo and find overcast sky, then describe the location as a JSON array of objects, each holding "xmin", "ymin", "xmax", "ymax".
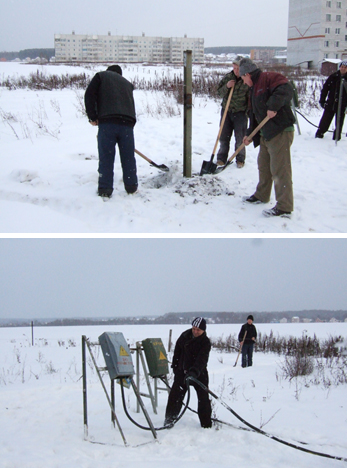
[
  {"xmin": 0, "ymin": 238, "xmax": 346, "ymax": 320},
  {"xmin": 1, "ymin": 0, "xmax": 289, "ymax": 52}
]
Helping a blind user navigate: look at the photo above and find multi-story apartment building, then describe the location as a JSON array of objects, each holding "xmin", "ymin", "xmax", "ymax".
[
  {"xmin": 54, "ymin": 32, "xmax": 204, "ymax": 63},
  {"xmin": 287, "ymin": 0, "xmax": 347, "ymax": 68}
]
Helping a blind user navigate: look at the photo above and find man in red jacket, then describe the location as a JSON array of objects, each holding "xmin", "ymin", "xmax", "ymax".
[{"xmin": 240, "ymin": 58, "xmax": 296, "ymax": 218}]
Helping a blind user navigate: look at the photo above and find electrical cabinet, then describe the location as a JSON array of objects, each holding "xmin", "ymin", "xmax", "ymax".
[
  {"xmin": 99, "ymin": 332, "xmax": 135, "ymax": 379},
  {"xmin": 142, "ymin": 338, "xmax": 169, "ymax": 377}
]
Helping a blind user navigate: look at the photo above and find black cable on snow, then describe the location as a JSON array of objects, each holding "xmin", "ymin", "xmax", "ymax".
[
  {"xmin": 189, "ymin": 376, "xmax": 347, "ymax": 463},
  {"xmin": 296, "ymin": 109, "xmax": 334, "ymax": 132},
  {"xmin": 120, "ymin": 378, "xmax": 191, "ymax": 431}
]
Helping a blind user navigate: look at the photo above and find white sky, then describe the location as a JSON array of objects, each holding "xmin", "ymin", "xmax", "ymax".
[
  {"xmin": 0, "ymin": 238, "xmax": 346, "ymax": 319},
  {"xmin": 0, "ymin": 0, "xmax": 289, "ymax": 52}
]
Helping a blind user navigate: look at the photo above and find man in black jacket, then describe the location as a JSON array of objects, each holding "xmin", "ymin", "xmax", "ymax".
[
  {"xmin": 315, "ymin": 61, "xmax": 347, "ymax": 140},
  {"xmin": 238, "ymin": 315, "xmax": 257, "ymax": 368},
  {"xmin": 164, "ymin": 317, "xmax": 212, "ymax": 428},
  {"xmin": 240, "ymin": 58, "xmax": 296, "ymax": 218},
  {"xmin": 84, "ymin": 65, "xmax": 138, "ymax": 198}
]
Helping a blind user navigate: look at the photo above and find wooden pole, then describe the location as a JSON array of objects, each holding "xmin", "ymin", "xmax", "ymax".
[{"xmin": 183, "ymin": 50, "xmax": 192, "ymax": 177}]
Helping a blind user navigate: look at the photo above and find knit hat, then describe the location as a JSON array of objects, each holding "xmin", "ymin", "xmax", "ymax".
[
  {"xmin": 247, "ymin": 315, "xmax": 254, "ymax": 321},
  {"xmin": 192, "ymin": 317, "xmax": 206, "ymax": 331},
  {"xmin": 232, "ymin": 55, "xmax": 243, "ymax": 66},
  {"xmin": 107, "ymin": 65, "xmax": 122, "ymax": 75},
  {"xmin": 239, "ymin": 58, "xmax": 258, "ymax": 76},
  {"xmin": 340, "ymin": 60, "xmax": 347, "ymax": 68}
]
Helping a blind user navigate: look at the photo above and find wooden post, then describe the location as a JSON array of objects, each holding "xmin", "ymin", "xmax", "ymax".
[
  {"xmin": 168, "ymin": 329, "xmax": 173, "ymax": 352},
  {"xmin": 183, "ymin": 50, "xmax": 192, "ymax": 177}
]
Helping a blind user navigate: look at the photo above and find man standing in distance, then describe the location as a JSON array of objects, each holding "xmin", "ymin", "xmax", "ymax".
[
  {"xmin": 238, "ymin": 315, "xmax": 257, "ymax": 368},
  {"xmin": 85, "ymin": 65, "xmax": 138, "ymax": 198},
  {"xmin": 315, "ymin": 61, "xmax": 347, "ymax": 140}
]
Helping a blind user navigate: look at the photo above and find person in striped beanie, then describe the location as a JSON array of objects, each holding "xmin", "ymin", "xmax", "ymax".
[{"xmin": 164, "ymin": 317, "xmax": 212, "ymax": 428}]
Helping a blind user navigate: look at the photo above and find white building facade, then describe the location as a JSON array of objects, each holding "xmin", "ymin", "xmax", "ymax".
[
  {"xmin": 287, "ymin": 0, "xmax": 347, "ymax": 68},
  {"xmin": 54, "ymin": 32, "xmax": 204, "ymax": 63}
]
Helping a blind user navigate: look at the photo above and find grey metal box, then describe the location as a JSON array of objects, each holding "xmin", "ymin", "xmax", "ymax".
[{"xmin": 99, "ymin": 332, "xmax": 135, "ymax": 379}]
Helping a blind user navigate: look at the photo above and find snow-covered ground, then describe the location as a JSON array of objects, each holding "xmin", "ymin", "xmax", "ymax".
[
  {"xmin": 1, "ymin": 322, "xmax": 346, "ymax": 468},
  {"xmin": 0, "ymin": 62, "xmax": 346, "ymax": 233}
]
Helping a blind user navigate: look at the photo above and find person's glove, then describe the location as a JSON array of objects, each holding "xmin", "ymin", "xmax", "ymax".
[
  {"xmin": 185, "ymin": 369, "xmax": 198, "ymax": 385},
  {"xmin": 319, "ymin": 101, "xmax": 326, "ymax": 109}
]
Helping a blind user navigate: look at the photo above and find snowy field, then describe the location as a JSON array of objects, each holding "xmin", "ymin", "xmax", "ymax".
[
  {"xmin": 1, "ymin": 322, "xmax": 347, "ymax": 468},
  {"xmin": 0, "ymin": 62, "xmax": 347, "ymax": 234}
]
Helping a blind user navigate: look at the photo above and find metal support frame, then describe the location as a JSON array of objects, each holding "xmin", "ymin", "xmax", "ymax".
[
  {"xmin": 134, "ymin": 341, "xmax": 170, "ymax": 414},
  {"xmin": 81, "ymin": 335, "xmax": 157, "ymax": 445}
]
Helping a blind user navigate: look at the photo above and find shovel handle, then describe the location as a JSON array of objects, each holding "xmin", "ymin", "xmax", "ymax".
[
  {"xmin": 225, "ymin": 115, "xmax": 271, "ymax": 166},
  {"xmin": 211, "ymin": 86, "xmax": 235, "ymax": 156}
]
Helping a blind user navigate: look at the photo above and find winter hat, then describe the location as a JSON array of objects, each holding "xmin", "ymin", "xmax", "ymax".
[
  {"xmin": 232, "ymin": 55, "xmax": 243, "ymax": 66},
  {"xmin": 340, "ymin": 60, "xmax": 347, "ymax": 68},
  {"xmin": 107, "ymin": 65, "xmax": 123, "ymax": 75},
  {"xmin": 192, "ymin": 317, "xmax": 207, "ymax": 331},
  {"xmin": 247, "ymin": 315, "xmax": 254, "ymax": 321},
  {"xmin": 239, "ymin": 58, "xmax": 258, "ymax": 76}
]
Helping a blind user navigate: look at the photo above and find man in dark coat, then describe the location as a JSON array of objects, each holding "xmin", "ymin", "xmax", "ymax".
[
  {"xmin": 315, "ymin": 61, "xmax": 347, "ymax": 140},
  {"xmin": 164, "ymin": 317, "xmax": 212, "ymax": 428},
  {"xmin": 238, "ymin": 315, "xmax": 257, "ymax": 368},
  {"xmin": 240, "ymin": 58, "xmax": 296, "ymax": 218},
  {"xmin": 84, "ymin": 65, "xmax": 138, "ymax": 198}
]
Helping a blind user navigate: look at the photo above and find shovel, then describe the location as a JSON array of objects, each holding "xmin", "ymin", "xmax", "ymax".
[
  {"xmin": 233, "ymin": 331, "xmax": 247, "ymax": 367},
  {"xmin": 135, "ymin": 149, "xmax": 169, "ymax": 172},
  {"xmin": 200, "ymin": 86, "xmax": 235, "ymax": 176},
  {"xmin": 213, "ymin": 115, "xmax": 272, "ymax": 175}
]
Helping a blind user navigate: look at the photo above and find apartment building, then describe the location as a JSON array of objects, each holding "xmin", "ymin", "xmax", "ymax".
[
  {"xmin": 287, "ymin": 0, "xmax": 347, "ymax": 68},
  {"xmin": 54, "ymin": 32, "xmax": 204, "ymax": 63}
]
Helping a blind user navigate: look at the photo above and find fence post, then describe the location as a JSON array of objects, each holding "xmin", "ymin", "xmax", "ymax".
[{"xmin": 183, "ymin": 50, "xmax": 192, "ymax": 177}]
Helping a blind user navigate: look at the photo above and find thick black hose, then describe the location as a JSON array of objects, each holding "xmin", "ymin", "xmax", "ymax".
[
  {"xmin": 120, "ymin": 378, "xmax": 191, "ymax": 431},
  {"xmin": 189, "ymin": 377, "xmax": 347, "ymax": 463},
  {"xmin": 295, "ymin": 109, "xmax": 334, "ymax": 132}
]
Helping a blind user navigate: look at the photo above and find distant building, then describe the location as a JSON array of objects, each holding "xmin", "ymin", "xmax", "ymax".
[
  {"xmin": 280, "ymin": 318, "xmax": 288, "ymax": 323},
  {"xmin": 287, "ymin": 0, "xmax": 347, "ymax": 69},
  {"xmin": 303, "ymin": 318, "xmax": 312, "ymax": 323},
  {"xmin": 292, "ymin": 316, "xmax": 300, "ymax": 323},
  {"xmin": 54, "ymin": 32, "xmax": 204, "ymax": 63},
  {"xmin": 330, "ymin": 317, "xmax": 339, "ymax": 322}
]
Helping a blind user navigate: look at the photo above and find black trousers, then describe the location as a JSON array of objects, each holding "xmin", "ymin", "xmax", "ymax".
[
  {"xmin": 165, "ymin": 370, "xmax": 212, "ymax": 428},
  {"xmin": 317, "ymin": 107, "xmax": 346, "ymax": 139}
]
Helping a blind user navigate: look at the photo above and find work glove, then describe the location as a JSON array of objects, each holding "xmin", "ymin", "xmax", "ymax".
[
  {"xmin": 319, "ymin": 101, "xmax": 326, "ymax": 109},
  {"xmin": 185, "ymin": 369, "xmax": 198, "ymax": 385}
]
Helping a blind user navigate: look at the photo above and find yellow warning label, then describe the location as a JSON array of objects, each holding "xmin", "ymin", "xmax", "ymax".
[
  {"xmin": 159, "ymin": 351, "xmax": 167, "ymax": 361},
  {"xmin": 119, "ymin": 346, "xmax": 129, "ymax": 356}
]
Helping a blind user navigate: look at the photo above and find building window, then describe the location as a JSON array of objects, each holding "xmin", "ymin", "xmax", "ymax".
[
  {"xmin": 345, "ymin": 35, "xmax": 347, "ymax": 41},
  {"xmin": 326, "ymin": 14, "xmax": 331, "ymax": 21},
  {"xmin": 337, "ymin": 1, "xmax": 342, "ymax": 7},
  {"xmin": 325, "ymin": 40, "xmax": 330, "ymax": 46},
  {"xmin": 326, "ymin": 27, "xmax": 331, "ymax": 33},
  {"xmin": 335, "ymin": 41, "xmax": 340, "ymax": 47},
  {"xmin": 324, "ymin": 53, "xmax": 329, "ymax": 58},
  {"xmin": 336, "ymin": 28, "xmax": 341, "ymax": 34},
  {"xmin": 326, "ymin": 0, "xmax": 331, "ymax": 6},
  {"xmin": 336, "ymin": 15, "xmax": 341, "ymax": 21}
]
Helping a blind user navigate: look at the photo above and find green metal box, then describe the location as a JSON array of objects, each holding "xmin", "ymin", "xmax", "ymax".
[{"xmin": 142, "ymin": 338, "xmax": 169, "ymax": 377}]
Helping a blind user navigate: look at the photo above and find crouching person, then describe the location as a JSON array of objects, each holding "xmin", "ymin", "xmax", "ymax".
[{"xmin": 164, "ymin": 317, "xmax": 212, "ymax": 428}]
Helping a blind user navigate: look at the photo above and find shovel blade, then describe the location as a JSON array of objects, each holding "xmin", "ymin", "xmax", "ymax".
[
  {"xmin": 200, "ymin": 160, "xmax": 217, "ymax": 176},
  {"xmin": 150, "ymin": 163, "xmax": 170, "ymax": 172}
]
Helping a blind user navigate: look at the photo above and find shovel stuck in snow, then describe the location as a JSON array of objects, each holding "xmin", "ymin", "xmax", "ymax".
[{"xmin": 200, "ymin": 115, "xmax": 271, "ymax": 176}]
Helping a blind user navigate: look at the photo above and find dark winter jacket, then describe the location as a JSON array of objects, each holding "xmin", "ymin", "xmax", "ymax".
[
  {"xmin": 319, "ymin": 70, "xmax": 347, "ymax": 113},
  {"xmin": 171, "ymin": 328, "xmax": 211, "ymax": 380},
  {"xmin": 84, "ymin": 70, "xmax": 136, "ymax": 126},
  {"xmin": 247, "ymin": 69, "xmax": 295, "ymax": 145},
  {"xmin": 217, "ymin": 71, "xmax": 249, "ymax": 113},
  {"xmin": 238, "ymin": 323, "xmax": 257, "ymax": 345}
]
